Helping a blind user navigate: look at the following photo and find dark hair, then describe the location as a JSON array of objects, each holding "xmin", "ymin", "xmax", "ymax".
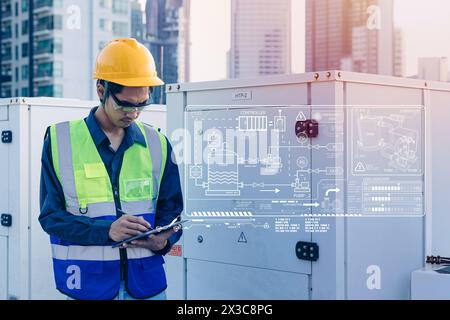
[
  {"xmin": 97, "ymin": 79, "xmax": 124, "ymax": 94},
  {"xmin": 97, "ymin": 79, "xmax": 153, "ymax": 106}
]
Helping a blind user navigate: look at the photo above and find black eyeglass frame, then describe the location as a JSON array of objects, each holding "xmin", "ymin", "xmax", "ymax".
[{"xmin": 101, "ymin": 80, "xmax": 153, "ymax": 112}]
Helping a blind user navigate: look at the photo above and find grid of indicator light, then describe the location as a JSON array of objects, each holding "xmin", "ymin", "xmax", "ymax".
[
  {"xmin": 370, "ymin": 185, "xmax": 401, "ymax": 191},
  {"xmin": 364, "ymin": 182, "xmax": 422, "ymax": 214}
]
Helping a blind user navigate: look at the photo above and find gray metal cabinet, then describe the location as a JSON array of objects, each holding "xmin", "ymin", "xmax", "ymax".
[{"xmin": 166, "ymin": 71, "xmax": 437, "ymax": 299}]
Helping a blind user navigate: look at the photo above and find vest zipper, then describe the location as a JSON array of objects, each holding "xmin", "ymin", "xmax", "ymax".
[
  {"xmin": 113, "ymin": 186, "xmax": 119, "ymax": 199},
  {"xmin": 113, "ymin": 183, "xmax": 128, "ymax": 283}
]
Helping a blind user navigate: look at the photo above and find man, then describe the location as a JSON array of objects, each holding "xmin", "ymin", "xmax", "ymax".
[{"xmin": 39, "ymin": 38, "xmax": 183, "ymax": 300}]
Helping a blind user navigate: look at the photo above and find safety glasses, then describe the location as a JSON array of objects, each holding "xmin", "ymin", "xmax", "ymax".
[{"xmin": 109, "ymin": 91, "xmax": 152, "ymax": 113}]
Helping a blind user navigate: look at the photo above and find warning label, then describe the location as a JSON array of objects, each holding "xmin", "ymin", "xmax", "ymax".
[
  {"xmin": 238, "ymin": 232, "xmax": 247, "ymax": 243},
  {"xmin": 355, "ymin": 162, "xmax": 366, "ymax": 173},
  {"xmin": 168, "ymin": 244, "xmax": 182, "ymax": 257}
]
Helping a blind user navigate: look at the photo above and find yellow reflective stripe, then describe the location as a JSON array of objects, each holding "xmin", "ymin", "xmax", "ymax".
[{"xmin": 49, "ymin": 125, "xmax": 61, "ymax": 183}]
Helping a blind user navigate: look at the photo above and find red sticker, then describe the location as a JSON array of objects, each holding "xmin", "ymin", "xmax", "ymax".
[{"xmin": 168, "ymin": 244, "xmax": 182, "ymax": 257}]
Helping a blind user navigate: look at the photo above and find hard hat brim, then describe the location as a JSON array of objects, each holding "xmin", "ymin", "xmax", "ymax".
[{"xmin": 94, "ymin": 76, "xmax": 165, "ymax": 87}]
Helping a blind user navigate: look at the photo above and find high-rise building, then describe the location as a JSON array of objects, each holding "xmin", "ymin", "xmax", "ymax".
[
  {"xmin": 305, "ymin": 0, "xmax": 352, "ymax": 72},
  {"xmin": 393, "ymin": 28, "xmax": 404, "ymax": 77},
  {"xmin": 145, "ymin": 0, "xmax": 163, "ymax": 38},
  {"xmin": 145, "ymin": 0, "xmax": 183, "ymax": 104},
  {"xmin": 306, "ymin": 0, "xmax": 399, "ymax": 76},
  {"xmin": 229, "ymin": 0, "xmax": 291, "ymax": 79},
  {"xmin": 178, "ymin": 0, "xmax": 190, "ymax": 83},
  {"xmin": 131, "ymin": 0, "xmax": 145, "ymax": 41},
  {"xmin": 0, "ymin": 0, "xmax": 132, "ymax": 99},
  {"xmin": 418, "ymin": 57, "xmax": 448, "ymax": 82}
]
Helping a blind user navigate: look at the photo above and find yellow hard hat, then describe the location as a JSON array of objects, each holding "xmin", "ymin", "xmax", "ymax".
[{"xmin": 93, "ymin": 38, "xmax": 164, "ymax": 87}]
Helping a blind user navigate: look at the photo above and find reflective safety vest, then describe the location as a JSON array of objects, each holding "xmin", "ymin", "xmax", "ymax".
[{"xmin": 49, "ymin": 119, "xmax": 168, "ymax": 300}]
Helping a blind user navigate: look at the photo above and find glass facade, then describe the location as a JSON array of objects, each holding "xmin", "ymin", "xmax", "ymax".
[
  {"xmin": 0, "ymin": 0, "xmax": 132, "ymax": 98},
  {"xmin": 144, "ymin": 0, "xmax": 182, "ymax": 104}
]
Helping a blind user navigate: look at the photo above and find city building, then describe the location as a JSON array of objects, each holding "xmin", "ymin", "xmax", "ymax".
[
  {"xmin": 177, "ymin": 0, "xmax": 190, "ymax": 83},
  {"xmin": 417, "ymin": 57, "xmax": 448, "ymax": 82},
  {"xmin": 131, "ymin": 0, "xmax": 145, "ymax": 41},
  {"xmin": 0, "ymin": 0, "xmax": 132, "ymax": 99},
  {"xmin": 229, "ymin": 0, "xmax": 291, "ymax": 79},
  {"xmin": 393, "ymin": 27, "xmax": 404, "ymax": 77},
  {"xmin": 144, "ymin": 0, "xmax": 183, "ymax": 104},
  {"xmin": 306, "ymin": 0, "xmax": 402, "ymax": 76}
]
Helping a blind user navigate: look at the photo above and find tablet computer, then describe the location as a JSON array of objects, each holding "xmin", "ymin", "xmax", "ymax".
[{"xmin": 112, "ymin": 218, "xmax": 188, "ymax": 248}]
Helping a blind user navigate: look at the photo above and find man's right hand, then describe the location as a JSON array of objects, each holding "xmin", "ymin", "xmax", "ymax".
[{"xmin": 109, "ymin": 215, "xmax": 151, "ymax": 242}]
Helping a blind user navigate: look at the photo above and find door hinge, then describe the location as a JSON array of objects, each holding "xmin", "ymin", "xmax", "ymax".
[
  {"xmin": 1, "ymin": 130, "xmax": 12, "ymax": 143},
  {"xmin": 296, "ymin": 241, "xmax": 319, "ymax": 261},
  {"xmin": 1, "ymin": 214, "xmax": 12, "ymax": 227},
  {"xmin": 295, "ymin": 119, "xmax": 318, "ymax": 139}
]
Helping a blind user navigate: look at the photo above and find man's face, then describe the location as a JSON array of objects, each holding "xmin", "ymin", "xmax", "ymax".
[{"xmin": 103, "ymin": 86, "xmax": 150, "ymax": 128}]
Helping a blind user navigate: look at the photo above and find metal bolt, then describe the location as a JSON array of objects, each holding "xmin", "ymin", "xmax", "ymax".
[
  {"xmin": 337, "ymin": 72, "xmax": 342, "ymax": 78},
  {"xmin": 197, "ymin": 235, "xmax": 203, "ymax": 243},
  {"xmin": 168, "ymin": 85, "xmax": 172, "ymax": 91},
  {"xmin": 177, "ymin": 84, "xmax": 181, "ymax": 90},
  {"xmin": 314, "ymin": 73, "xmax": 319, "ymax": 80},
  {"xmin": 326, "ymin": 71, "xmax": 331, "ymax": 78}
]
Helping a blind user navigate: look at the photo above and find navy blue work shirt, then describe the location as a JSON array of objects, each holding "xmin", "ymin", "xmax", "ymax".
[{"xmin": 39, "ymin": 107, "xmax": 183, "ymax": 255}]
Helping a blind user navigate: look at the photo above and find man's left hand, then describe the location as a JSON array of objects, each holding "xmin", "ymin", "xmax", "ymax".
[{"xmin": 122, "ymin": 225, "xmax": 181, "ymax": 251}]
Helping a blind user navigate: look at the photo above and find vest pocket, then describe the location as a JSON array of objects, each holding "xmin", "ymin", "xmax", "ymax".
[
  {"xmin": 66, "ymin": 246, "xmax": 104, "ymax": 274},
  {"xmin": 54, "ymin": 258, "xmax": 120, "ymax": 300},
  {"xmin": 72, "ymin": 259, "xmax": 104, "ymax": 274},
  {"xmin": 141, "ymin": 254, "xmax": 164, "ymax": 269},
  {"xmin": 83, "ymin": 163, "xmax": 106, "ymax": 179},
  {"xmin": 127, "ymin": 255, "xmax": 167, "ymax": 299},
  {"xmin": 74, "ymin": 166, "xmax": 111, "ymax": 204},
  {"xmin": 121, "ymin": 178, "xmax": 152, "ymax": 201}
]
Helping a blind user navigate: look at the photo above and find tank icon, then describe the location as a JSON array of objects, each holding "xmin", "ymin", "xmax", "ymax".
[{"xmin": 206, "ymin": 149, "xmax": 240, "ymax": 196}]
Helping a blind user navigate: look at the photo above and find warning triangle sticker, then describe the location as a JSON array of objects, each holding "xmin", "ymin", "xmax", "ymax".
[
  {"xmin": 355, "ymin": 162, "xmax": 366, "ymax": 173},
  {"xmin": 296, "ymin": 112, "xmax": 307, "ymax": 121},
  {"xmin": 238, "ymin": 232, "xmax": 247, "ymax": 243}
]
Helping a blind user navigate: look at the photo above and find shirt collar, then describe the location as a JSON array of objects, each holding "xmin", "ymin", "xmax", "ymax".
[{"xmin": 85, "ymin": 107, "xmax": 147, "ymax": 148}]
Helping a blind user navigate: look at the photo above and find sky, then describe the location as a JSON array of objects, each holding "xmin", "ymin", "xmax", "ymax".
[
  {"xmin": 138, "ymin": 0, "xmax": 450, "ymax": 81},
  {"xmin": 394, "ymin": 0, "xmax": 450, "ymax": 76}
]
